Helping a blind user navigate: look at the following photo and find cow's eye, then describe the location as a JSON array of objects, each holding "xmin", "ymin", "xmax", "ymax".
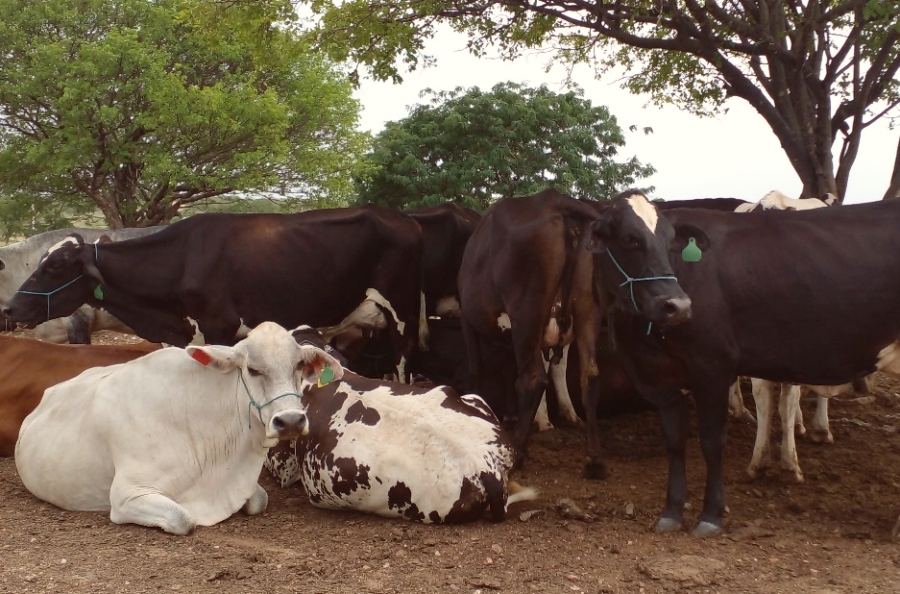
[
  {"xmin": 247, "ymin": 367, "xmax": 262, "ymax": 377},
  {"xmin": 623, "ymin": 235, "xmax": 641, "ymax": 250}
]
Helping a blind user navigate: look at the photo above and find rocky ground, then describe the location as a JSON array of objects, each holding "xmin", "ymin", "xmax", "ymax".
[{"xmin": 1, "ymin": 331, "xmax": 899, "ymax": 593}]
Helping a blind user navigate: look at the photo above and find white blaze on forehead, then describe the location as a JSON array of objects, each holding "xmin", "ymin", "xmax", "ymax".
[
  {"xmin": 626, "ymin": 194, "xmax": 658, "ymax": 234},
  {"xmin": 40, "ymin": 237, "xmax": 79, "ymax": 265},
  {"xmin": 497, "ymin": 313, "xmax": 511, "ymax": 331}
]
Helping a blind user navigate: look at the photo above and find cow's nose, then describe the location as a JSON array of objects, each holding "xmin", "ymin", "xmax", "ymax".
[
  {"xmin": 0, "ymin": 306, "xmax": 12, "ymax": 319},
  {"xmin": 271, "ymin": 411, "xmax": 308, "ymax": 439},
  {"xmin": 661, "ymin": 297, "xmax": 692, "ymax": 325}
]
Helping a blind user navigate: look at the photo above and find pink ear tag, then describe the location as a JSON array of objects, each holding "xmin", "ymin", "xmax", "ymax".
[{"xmin": 191, "ymin": 349, "xmax": 212, "ymax": 366}]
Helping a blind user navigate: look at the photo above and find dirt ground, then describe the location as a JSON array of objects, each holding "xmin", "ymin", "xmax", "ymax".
[{"xmin": 1, "ymin": 331, "xmax": 900, "ymax": 594}]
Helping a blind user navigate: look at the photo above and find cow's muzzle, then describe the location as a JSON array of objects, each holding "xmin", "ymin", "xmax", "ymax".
[
  {"xmin": 652, "ymin": 295, "xmax": 692, "ymax": 326},
  {"xmin": 270, "ymin": 411, "xmax": 309, "ymax": 440}
]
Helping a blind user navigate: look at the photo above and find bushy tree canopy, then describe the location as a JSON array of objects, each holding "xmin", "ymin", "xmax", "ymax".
[
  {"xmin": 0, "ymin": 0, "xmax": 370, "ymax": 231},
  {"xmin": 355, "ymin": 82, "xmax": 654, "ymax": 211},
  {"xmin": 301, "ymin": 0, "xmax": 900, "ymax": 201}
]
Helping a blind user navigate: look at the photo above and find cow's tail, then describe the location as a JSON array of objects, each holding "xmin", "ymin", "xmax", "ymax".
[
  {"xmin": 418, "ymin": 289, "xmax": 429, "ymax": 351},
  {"xmin": 506, "ymin": 480, "xmax": 539, "ymax": 507}
]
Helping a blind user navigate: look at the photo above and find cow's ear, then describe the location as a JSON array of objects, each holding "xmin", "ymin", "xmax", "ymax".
[
  {"xmin": 297, "ymin": 345, "xmax": 345, "ymax": 387},
  {"xmin": 585, "ymin": 216, "xmax": 613, "ymax": 254},
  {"xmin": 670, "ymin": 224, "xmax": 711, "ymax": 255},
  {"xmin": 186, "ymin": 345, "xmax": 241, "ymax": 373},
  {"xmin": 81, "ymin": 239, "xmax": 107, "ymax": 285}
]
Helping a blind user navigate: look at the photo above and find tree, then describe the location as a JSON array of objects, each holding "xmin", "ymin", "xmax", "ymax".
[
  {"xmin": 355, "ymin": 82, "xmax": 654, "ymax": 211},
  {"xmin": 300, "ymin": 0, "xmax": 900, "ymax": 202},
  {"xmin": 0, "ymin": 0, "xmax": 370, "ymax": 230}
]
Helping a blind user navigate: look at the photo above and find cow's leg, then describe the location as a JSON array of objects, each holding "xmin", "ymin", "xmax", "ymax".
[
  {"xmin": 692, "ymin": 380, "xmax": 731, "ymax": 537},
  {"xmin": 794, "ymin": 395, "xmax": 807, "ymax": 437},
  {"xmin": 64, "ymin": 307, "xmax": 95, "ymax": 344},
  {"xmin": 653, "ymin": 389, "xmax": 690, "ymax": 533},
  {"xmin": 808, "ymin": 396, "xmax": 833, "ymax": 444},
  {"xmin": 509, "ymin": 328, "xmax": 549, "ymax": 467},
  {"xmin": 110, "ymin": 483, "xmax": 196, "ymax": 535},
  {"xmin": 747, "ymin": 379, "xmax": 775, "ymax": 480},
  {"xmin": 728, "ymin": 379, "xmax": 756, "ymax": 424},
  {"xmin": 778, "ymin": 384, "xmax": 804, "ymax": 483},
  {"xmin": 242, "ymin": 483, "xmax": 268, "ymax": 516},
  {"xmin": 318, "ymin": 299, "xmax": 388, "ymax": 342},
  {"xmin": 551, "ymin": 344, "xmax": 580, "ymax": 425},
  {"xmin": 573, "ymin": 320, "xmax": 604, "ymax": 479},
  {"xmin": 534, "ymin": 352, "xmax": 553, "ymax": 431}
]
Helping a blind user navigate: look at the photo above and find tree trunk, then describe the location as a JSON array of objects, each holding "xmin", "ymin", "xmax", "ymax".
[{"xmin": 883, "ymin": 135, "xmax": 900, "ymax": 201}]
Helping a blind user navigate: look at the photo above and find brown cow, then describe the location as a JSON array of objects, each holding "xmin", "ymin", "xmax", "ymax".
[{"xmin": 0, "ymin": 335, "xmax": 161, "ymax": 456}]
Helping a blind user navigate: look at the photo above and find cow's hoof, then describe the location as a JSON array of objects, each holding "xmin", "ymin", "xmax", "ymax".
[
  {"xmin": 583, "ymin": 459, "xmax": 607, "ymax": 480},
  {"xmin": 691, "ymin": 521, "xmax": 724, "ymax": 537},
  {"xmin": 781, "ymin": 467, "xmax": 804, "ymax": 484},
  {"xmin": 735, "ymin": 410, "xmax": 757, "ymax": 425},
  {"xmin": 745, "ymin": 465, "xmax": 765, "ymax": 481},
  {"xmin": 653, "ymin": 517, "xmax": 683, "ymax": 533},
  {"xmin": 807, "ymin": 428, "xmax": 834, "ymax": 444}
]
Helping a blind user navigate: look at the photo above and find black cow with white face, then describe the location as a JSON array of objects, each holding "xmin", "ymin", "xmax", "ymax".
[{"xmin": 595, "ymin": 199, "xmax": 900, "ymax": 538}]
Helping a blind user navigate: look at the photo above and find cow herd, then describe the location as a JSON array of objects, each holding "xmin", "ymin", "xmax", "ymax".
[{"xmin": 1, "ymin": 188, "xmax": 899, "ymax": 542}]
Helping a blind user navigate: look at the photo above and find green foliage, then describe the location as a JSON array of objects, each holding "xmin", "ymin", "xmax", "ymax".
[
  {"xmin": 299, "ymin": 0, "xmax": 900, "ymax": 199},
  {"xmin": 354, "ymin": 82, "xmax": 654, "ymax": 211},
  {"xmin": 0, "ymin": 0, "xmax": 369, "ymax": 231}
]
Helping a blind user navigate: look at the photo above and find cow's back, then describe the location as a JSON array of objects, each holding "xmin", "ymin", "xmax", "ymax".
[
  {"xmin": 296, "ymin": 373, "xmax": 514, "ymax": 522},
  {"xmin": 15, "ymin": 348, "xmax": 263, "ymax": 522},
  {"xmin": 665, "ymin": 201, "xmax": 900, "ymax": 383},
  {"xmin": 0, "ymin": 336, "xmax": 159, "ymax": 456},
  {"xmin": 175, "ymin": 207, "xmax": 423, "ymax": 331}
]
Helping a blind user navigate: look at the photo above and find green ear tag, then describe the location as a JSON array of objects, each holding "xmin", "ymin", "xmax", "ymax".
[
  {"xmin": 682, "ymin": 237, "xmax": 702, "ymax": 263},
  {"xmin": 93, "ymin": 285, "xmax": 104, "ymax": 300},
  {"xmin": 317, "ymin": 364, "xmax": 335, "ymax": 388}
]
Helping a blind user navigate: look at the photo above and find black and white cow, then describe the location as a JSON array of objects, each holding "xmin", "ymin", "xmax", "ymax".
[
  {"xmin": 0, "ymin": 226, "xmax": 164, "ymax": 343},
  {"xmin": 265, "ymin": 360, "xmax": 536, "ymax": 523}
]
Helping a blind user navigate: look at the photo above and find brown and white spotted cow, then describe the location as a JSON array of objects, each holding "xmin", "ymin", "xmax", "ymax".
[{"xmin": 265, "ymin": 346, "xmax": 536, "ymax": 523}]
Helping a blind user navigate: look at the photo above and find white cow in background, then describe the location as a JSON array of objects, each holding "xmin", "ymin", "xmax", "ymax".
[
  {"xmin": 728, "ymin": 190, "xmax": 845, "ymax": 482},
  {"xmin": 15, "ymin": 321, "xmax": 343, "ymax": 535}
]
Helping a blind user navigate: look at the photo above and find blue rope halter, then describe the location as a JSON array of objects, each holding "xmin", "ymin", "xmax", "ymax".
[
  {"xmin": 15, "ymin": 244, "xmax": 99, "ymax": 322},
  {"xmin": 237, "ymin": 369, "xmax": 304, "ymax": 429},
  {"xmin": 605, "ymin": 249, "xmax": 678, "ymax": 334}
]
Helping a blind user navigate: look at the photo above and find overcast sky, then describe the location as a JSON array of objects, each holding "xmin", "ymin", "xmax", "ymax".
[{"xmin": 353, "ymin": 27, "xmax": 895, "ymax": 205}]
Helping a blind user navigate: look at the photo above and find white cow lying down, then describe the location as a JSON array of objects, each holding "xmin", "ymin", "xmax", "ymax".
[
  {"xmin": 266, "ymin": 368, "xmax": 537, "ymax": 523},
  {"xmin": 15, "ymin": 322, "xmax": 343, "ymax": 535}
]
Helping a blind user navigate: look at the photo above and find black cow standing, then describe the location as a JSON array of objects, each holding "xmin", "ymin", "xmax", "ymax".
[
  {"xmin": 2, "ymin": 206, "xmax": 424, "ymax": 378},
  {"xmin": 459, "ymin": 188, "xmax": 698, "ymax": 477},
  {"xmin": 594, "ymin": 200, "xmax": 900, "ymax": 538}
]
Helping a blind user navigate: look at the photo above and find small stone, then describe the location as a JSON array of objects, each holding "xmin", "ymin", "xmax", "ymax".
[
  {"xmin": 519, "ymin": 509, "xmax": 544, "ymax": 522},
  {"xmin": 624, "ymin": 502, "xmax": 637, "ymax": 519}
]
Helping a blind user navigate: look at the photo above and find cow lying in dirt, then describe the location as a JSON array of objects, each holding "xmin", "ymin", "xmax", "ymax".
[{"xmin": 266, "ymin": 327, "xmax": 536, "ymax": 523}]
